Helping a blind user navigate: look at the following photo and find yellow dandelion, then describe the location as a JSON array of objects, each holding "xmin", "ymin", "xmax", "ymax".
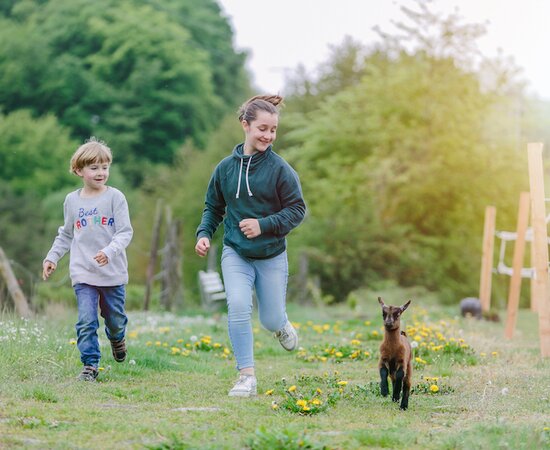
[
  {"xmin": 288, "ymin": 385, "xmax": 297, "ymax": 392},
  {"xmin": 430, "ymin": 385, "xmax": 439, "ymax": 393},
  {"xmin": 264, "ymin": 389, "xmax": 274, "ymax": 396},
  {"xmin": 69, "ymin": 339, "xmax": 77, "ymax": 345},
  {"xmin": 364, "ymin": 351, "xmax": 370, "ymax": 357},
  {"xmin": 296, "ymin": 399, "xmax": 308, "ymax": 408},
  {"xmin": 213, "ymin": 343, "xmax": 222, "ymax": 348},
  {"xmin": 146, "ymin": 341, "xmax": 152, "ymax": 346},
  {"xmin": 320, "ymin": 356, "xmax": 327, "ymax": 362},
  {"xmin": 302, "ymin": 405, "xmax": 311, "ymax": 411},
  {"xmin": 176, "ymin": 338, "xmax": 184, "ymax": 344},
  {"xmin": 364, "ymin": 320, "xmax": 371, "ymax": 326},
  {"xmin": 335, "ymin": 351, "xmax": 343, "ymax": 358},
  {"xmin": 162, "ymin": 342, "xmax": 168, "ymax": 347},
  {"xmin": 271, "ymin": 401, "xmax": 279, "ymax": 410},
  {"xmin": 311, "ymin": 398, "xmax": 322, "ymax": 406},
  {"xmin": 337, "ymin": 380, "xmax": 348, "ymax": 386},
  {"xmin": 128, "ymin": 331, "xmax": 138, "ymax": 339},
  {"xmin": 223, "ymin": 348, "xmax": 231, "ymax": 355},
  {"xmin": 480, "ymin": 352, "xmax": 487, "ymax": 357},
  {"xmin": 98, "ymin": 367, "xmax": 105, "ymax": 372},
  {"xmin": 350, "ymin": 339, "xmax": 361, "ymax": 346},
  {"xmin": 171, "ymin": 347, "xmax": 181, "ymax": 354},
  {"xmin": 371, "ymin": 330, "xmax": 379, "ymax": 337},
  {"xmin": 491, "ymin": 351, "xmax": 499, "ymax": 357},
  {"xmin": 415, "ymin": 357, "xmax": 427, "ymax": 364},
  {"xmin": 155, "ymin": 341, "xmax": 161, "ymax": 346},
  {"xmin": 316, "ymin": 388, "xmax": 323, "ymax": 395}
]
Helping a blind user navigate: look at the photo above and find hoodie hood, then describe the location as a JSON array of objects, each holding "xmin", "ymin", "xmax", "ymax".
[{"xmin": 232, "ymin": 143, "xmax": 273, "ymax": 198}]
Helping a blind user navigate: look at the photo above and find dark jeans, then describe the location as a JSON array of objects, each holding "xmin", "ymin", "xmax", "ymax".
[{"xmin": 74, "ymin": 283, "xmax": 127, "ymax": 368}]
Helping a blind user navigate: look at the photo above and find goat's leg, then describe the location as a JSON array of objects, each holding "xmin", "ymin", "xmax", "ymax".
[
  {"xmin": 400, "ymin": 376, "xmax": 411, "ymax": 410},
  {"xmin": 379, "ymin": 366, "xmax": 389, "ymax": 397},
  {"xmin": 393, "ymin": 368, "xmax": 404, "ymax": 403}
]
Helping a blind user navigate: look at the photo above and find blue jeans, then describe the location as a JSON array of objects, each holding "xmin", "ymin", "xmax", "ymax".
[
  {"xmin": 74, "ymin": 283, "xmax": 128, "ymax": 368},
  {"xmin": 221, "ymin": 245, "xmax": 289, "ymax": 370}
]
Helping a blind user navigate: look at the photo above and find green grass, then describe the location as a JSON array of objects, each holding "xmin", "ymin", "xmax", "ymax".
[{"xmin": 1, "ymin": 289, "xmax": 549, "ymax": 449}]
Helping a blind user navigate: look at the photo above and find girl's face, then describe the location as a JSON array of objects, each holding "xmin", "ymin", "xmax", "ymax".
[
  {"xmin": 76, "ymin": 162, "xmax": 110, "ymax": 193},
  {"xmin": 242, "ymin": 111, "xmax": 278, "ymax": 154}
]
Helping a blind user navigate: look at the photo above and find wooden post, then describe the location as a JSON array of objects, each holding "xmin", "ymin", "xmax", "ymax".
[
  {"xmin": 527, "ymin": 142, "xmax": 550, "ymax": 357},
  {"xmin": 530, "ymin": 236, "xmax": 538, "ymax": 312},
  {"xmin": 504, "ymin": 192, "xmax": 530, "ymax": 339},
  {"xmin": 0, "ymin": 247, "xmax": 32, "ymax": 318},
  {"xmin": 479, "ymin": 206, "xmax": 496, "ymax": 312},
  {"xmin": 143, "ymin": 199, "xmax": 163, "ymax": 311},
  {"xmin": 160, "ymin": 206, "xmax": 173, "ymax": 310}
]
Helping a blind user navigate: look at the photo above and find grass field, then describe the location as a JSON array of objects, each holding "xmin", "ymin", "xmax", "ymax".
[{"xmin": 1, "ymin": 287, "xmax": 549, "ymax": 449}]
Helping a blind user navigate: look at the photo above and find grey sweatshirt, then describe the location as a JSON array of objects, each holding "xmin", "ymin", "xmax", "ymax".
[{"xmin": 45, "ymin": 187, "xmax": 133, "ymax": 286}]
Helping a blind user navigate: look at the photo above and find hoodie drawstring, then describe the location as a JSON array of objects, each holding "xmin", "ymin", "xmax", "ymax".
[
  {"xmin": 236, "ymin": 156, "xmax": 254, "ymax": 198},
  {"xmin": 245, "ymin": 157, "xmax": 253, "ymax": 197},
  {"xmin": 236, "ymin": 158, "xmax": 244, "ymax": 198}
]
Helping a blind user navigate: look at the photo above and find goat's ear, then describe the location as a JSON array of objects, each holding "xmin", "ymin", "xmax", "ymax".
[
  {"xmin": 378, "ymin": 297, "xmax": 385, "ymax": 307},
  {"xmin": 401, "ymin": 300, "xmax": 412, "ymax": 312}
]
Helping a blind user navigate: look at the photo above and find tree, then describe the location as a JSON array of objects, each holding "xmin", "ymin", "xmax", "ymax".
[
  {"xmin": 0, "ymin": 0, "xmax": 250, "ymax": 185},
  {"xmin": 283, "ymin": 2, "xmax": 528, "ymax": 302},
  {"xmin": 0, "ymin": 109, "xmax": 77, "ymax": 194}
]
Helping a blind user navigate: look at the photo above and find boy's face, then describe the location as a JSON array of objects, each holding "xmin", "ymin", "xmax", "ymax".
[{"xmin": 76, "ymin": 162, "xmax": 110, "ymax": 192}]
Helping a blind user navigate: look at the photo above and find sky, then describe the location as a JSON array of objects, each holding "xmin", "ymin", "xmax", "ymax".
[{"xmin": 218, "ymin": 0, "xmax": 550, "ymax": 100}]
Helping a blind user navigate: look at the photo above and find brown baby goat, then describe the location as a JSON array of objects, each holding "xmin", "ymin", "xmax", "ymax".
[{"xmin": 378, "ymin": 297, "xmax": 412, "ymax": 410}]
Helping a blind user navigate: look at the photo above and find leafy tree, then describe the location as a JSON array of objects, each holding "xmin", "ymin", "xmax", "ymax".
[
  {"xmin": 0, "ymin": 0, "xmax": 250, "ymax": 185},
  {"xmin": 284, "ymin": 3, "xmax": 528, "ymax": 302},
  {"xmin": 0, "ymin": 109, "xmax": 77, "ymax": 194}
]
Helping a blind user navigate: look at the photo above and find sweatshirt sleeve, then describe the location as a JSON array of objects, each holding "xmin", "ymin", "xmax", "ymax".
[
  {"xmin": 196, "ymin": 165, "xmax": 226, "ymax": 240},
  {"xmin": 257, "ymin": 165, "xmax": 306, "ymax": 236},
  {"xmin": 100, "ymin": 191, "xmax": 133, "ymax": 261},
  {"xmin": 44, "ymin": 196, "xmax": 73, "ymax": 265}
]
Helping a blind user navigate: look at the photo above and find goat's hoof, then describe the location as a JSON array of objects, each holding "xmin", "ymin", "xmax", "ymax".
[
  {"xmin": 400, "ymin": 404, "xmax": 408, "ymax": 410},
  {"xmin": 392, "ymin": 397, "xmax": 400, "ymax": 403}
]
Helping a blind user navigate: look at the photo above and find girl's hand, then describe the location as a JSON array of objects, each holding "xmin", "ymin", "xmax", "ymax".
[
  {"xmin": 94, "ymin": 251, "xmax": 109, "ymax": 266},
  {"xmin": 42, "ymin": 260, "xmax": 57, "ymax": 281},
  {"xmin": 195, "ymin": 237, "xmax": 211, "ymax": 257},
  {"xmin": 239, "ymin": 219, "xmax": 261, "ymax": 239}
]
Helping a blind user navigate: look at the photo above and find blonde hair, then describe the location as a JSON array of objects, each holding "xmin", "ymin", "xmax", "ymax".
[
  {"xmin": 70, "ymin": 137, "xmax": 112, "ymax": 174},
  {"xmin": 238, "ymin": 95, "xmax": 284, "ymax": 123}
]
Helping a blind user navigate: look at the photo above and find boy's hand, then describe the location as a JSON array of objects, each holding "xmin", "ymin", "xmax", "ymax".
[
  {"xmin": 239, "ymin": 218, "xmax": 261, "ymax": 239},
  {"xmin": 94, "ymin": 251, "xmax": 109, "ymax": 266},
  {"xmin": 42, "ymin": 260, "xmax": 57, "ymax": 281},
  {"xmin": 195, "ymin": 237, "xmax": 210, "ymax": 257}
]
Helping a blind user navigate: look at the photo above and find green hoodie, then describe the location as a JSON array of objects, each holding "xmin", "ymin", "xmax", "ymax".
[{"xmin": 196, "ymin": 143, "xmax": 306, "ymax": 259}]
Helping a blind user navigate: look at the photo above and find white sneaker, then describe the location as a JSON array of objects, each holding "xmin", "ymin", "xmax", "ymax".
[
  {"xmin": 275, "ymin": 321, "xmax": 298, "ymax": 351},
  {"xmin": 228, "ymin": 375, "xmax": 257, "ymax": 397}
]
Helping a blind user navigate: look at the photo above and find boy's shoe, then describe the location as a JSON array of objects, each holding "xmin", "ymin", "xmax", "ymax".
[
  {"xmin": 110, "ymin": 338, "xmax": 127, "ymax": 362},
  {"xmin": 228, "ymin": 375, "xmax": 257, "ymax": 397},
  {"xmin": 275, "ymin": 321, "xmax": 298, "ymax": 351},
  {"xmin": 77, "ymin": 365, "xmax": 98, "ymax": 382}
]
